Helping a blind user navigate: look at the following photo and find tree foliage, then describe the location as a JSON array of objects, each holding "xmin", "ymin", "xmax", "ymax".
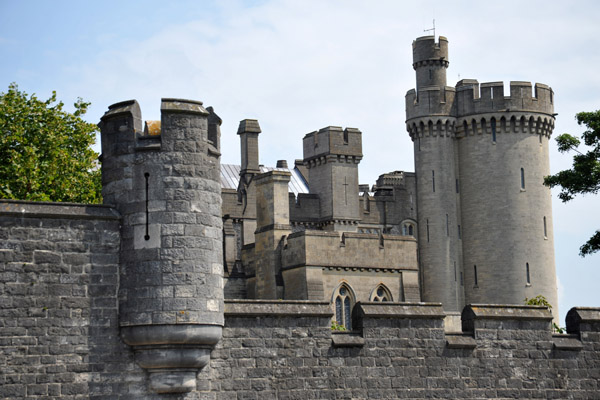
[
  {"xmin": 0, "ymin": 83, "xmax": 102, "ymax": 203},
  {"xmin": 544, "ymin": 110, "xmax": 600, "ymax": 256}
]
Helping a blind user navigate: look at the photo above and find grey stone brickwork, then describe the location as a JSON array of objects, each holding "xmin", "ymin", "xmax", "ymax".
[{"xmin": 1, "ymin": 203, "xmax": 600, "ymax": 399}]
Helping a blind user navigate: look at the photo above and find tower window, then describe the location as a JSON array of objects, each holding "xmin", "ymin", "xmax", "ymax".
[
  {"xmin": 526, "ymin": 263, "xmax": 531, "ymax": 285},
  {"xmin": 520, "ymin": 168, "xmax": 525, "ymax": 189},
  {"xmin": 403, "ymin": 222, "xmax": 415, "ymax": 236},
  {"xmin": 446, "ymin": 214, "xmax": 449, "ymax": 236},
  {"xmin": 543, "ymin": 216, "xmax": 547, "ymax": 238},
  {"xmin": 432, "ymin": 170, "xmax": 435, "ymax": 192},
  {"xmin": 460, "ymin": 272, "xmax": 463, "ymax": 286},
  {"xmin": 333, "ymin": 284, "xmax": 355, "ymax": 330},
  {"xmin": 454, "ymin": 261, "xmax": 457, "ymax": 282},
  {"xmin": 429, "ymin": 69, "xmax": 433, "ymax": 80},
  {"xmin": 491, "ymin": 118, "xmax": 497, "ymax": 143},
  {"xmin": 426, "ymin": 219, "xmax": 430, "ymax": 242},
  {"xmin": 473, "ymin": 265, "xmax": 478, "ymax": 287}
]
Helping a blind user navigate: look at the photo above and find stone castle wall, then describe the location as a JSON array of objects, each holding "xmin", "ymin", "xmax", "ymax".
[{"xmin": 1, "ymin": 200, "xmax": 599, "ymax": 399}]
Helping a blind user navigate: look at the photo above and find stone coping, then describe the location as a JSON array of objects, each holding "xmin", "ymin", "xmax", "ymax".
[
  {"xmin": 566, "ymin": 307, "xmax": 600, "ymax": 334},
  {"xmin": 353, "ymin": 302, "xmax": 446, "ymax": 319},
  {"xmin": 160, "ymin": 98, "xmax": 208, "ymax": 115},
  {"xmin": 462, "ymin": 304, "xmax": 553, "ymax": 321},
  {"xmin": 224, "ymin": 300, "xmax": 333, "ymax": 317},
  {"xmin": 0, "ymin": 199, "xmax": 120, "ymax": 220}
]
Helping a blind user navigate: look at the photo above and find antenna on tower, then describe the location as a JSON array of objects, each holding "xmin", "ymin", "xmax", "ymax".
[{"xmin": 424, "ymin": 19, "xmax": 435, "ymax": 38}]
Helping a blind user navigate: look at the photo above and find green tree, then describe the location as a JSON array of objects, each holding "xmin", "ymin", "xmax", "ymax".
[
  {"xmin": 544, "ymin": 111, "xmax": 600, "ymax": 257},
  {"xmin": 0, "ymin": 83, "xmax": 101, "ymax": 203}
]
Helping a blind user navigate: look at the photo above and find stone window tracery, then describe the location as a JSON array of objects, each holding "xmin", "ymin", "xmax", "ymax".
[
  {"xmin": 333, "ymin": 284, "xmax": 355, "ymax": 330},
  {"xmin": 370, "ymin": 285, "xmax": 392, "ymax": 302}
]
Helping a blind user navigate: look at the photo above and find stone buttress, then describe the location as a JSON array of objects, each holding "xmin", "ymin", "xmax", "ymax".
[{"xmin": 99, "ymin": 98, "xmax": 224, "ymax": 393}]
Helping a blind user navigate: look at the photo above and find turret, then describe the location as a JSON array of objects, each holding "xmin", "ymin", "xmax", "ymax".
[
  {"xmin": 406, "ymin": 36, "xmax": 463, "ymax": 312},
  {"xmin": 405, "ymin": 34, "xmax": 559, "ymax": 320},
  {"xmin": 99, "ymin": 98, "xmax": 224, "ymax": 393},
  {"xmin": 412, "ymin": 36, "xmax": 449, "ymax": 91},
  {"xmin": 454, "ymin": 80, "xmax": 558, "ymax": 319},
  {"xmin": 302, "ymin": 126, "xmax": 363, "ymax": 231}
]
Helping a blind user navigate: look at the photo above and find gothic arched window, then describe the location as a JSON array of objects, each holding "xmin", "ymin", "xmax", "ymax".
[
  {"xmin": 332, "ymin": 284, "xmax": 355, "ymax": 330},
  {"xmin": 370, "ymin": 284, "xmax": 392, "ymax": 302},
  {"xmin": 402, "ymin": 221, "xmax": 415, "ymax": 237}
]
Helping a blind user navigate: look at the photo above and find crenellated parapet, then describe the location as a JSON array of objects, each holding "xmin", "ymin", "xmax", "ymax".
[
  {"xmin": 302, "ymin": 126, "xmax": 363, "ymax": 166},
  {"xmin": 455, "ymin": 80, "xmax": 554, "ymax": 117},
  {"xmin": 405, "ymin": 86, "xmax": 456, "ymax": 121}
]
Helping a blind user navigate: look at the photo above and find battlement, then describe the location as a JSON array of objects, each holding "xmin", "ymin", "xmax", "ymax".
[
  {"xmin": 405, "ymin": 86, "xmax": 456, "ymax": 120},
  {"xmin": 455, "ymin": 80, "xmax": 554, "ymax": 116},
  {"xmin": 302, "ymin": 126, "xmax": 363, "ymax": 162},
  {"xmin": 100, "ymin": 98, "xmax": 219, "ymax": 158}
]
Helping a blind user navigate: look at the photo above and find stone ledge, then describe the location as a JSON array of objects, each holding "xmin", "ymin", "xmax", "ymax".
[
  {"xmin": 462, "ymin": 304, "xmax": 552, "ymax": 333},
  {"xmin": 462, "ymin": 304, "xmax": 552, "ymax": 321},
  {"xmin": 225, "ymin": 300, "xmax": 333, "ymax": 317},
  {"xmin": 0, "ymin": 200, "xmax": 120, "ymax": 221},
  {"xmin": 331, "ymin": 332, "xmax": 365, "ymax": 347},
  {"xmin": 552, "ymin": 334, "xmax": 583, "ymax": 351},
  {"xmin": 446, "ymin": 334, "xmax": 477, "ymax": 349},
  {"xmin": 161, "ymin": 98, "xmax": 208, "ymax": 115},
  {"xmin": 354, "ymin": 302, "xmax": 445, "ymax": 319}
]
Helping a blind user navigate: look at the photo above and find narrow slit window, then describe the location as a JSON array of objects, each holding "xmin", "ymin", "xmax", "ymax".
[
  {"xmin": 474, "ymin": 265, "xmax": 478, "ymax": 287},
  {"xmin": 454, "ymin": 261, "xmax": 457, "ymax": 282},
  {"xmin": 543, "ymin": 216, "xmax": 547, "ymax": 238},
  {"xmin": 491, "ymin": 118, "xmax": 497, "ymax": 143},
  {"xmin": 460, "ymin": 272, "xmax": 463, "ymax": 286},
  {"xmin": 426, "ymin": 219, "xmax": 430, "ymax": 242},
  {"xmin": 526, "ymin": 263, "xmax": 531, "ymax": 285},
  {"xmin": 432, "ymin": 170, "xmax": 435, "ymax": 193},
  {"xmin": 144, "ymin": 172, "xmax": 150, "ymax": 241},
  {"xmin": 520, "ymin": 168, "xmax": 525, "ymax": 189},
  {"xmin": 458, "ymin": 225, "xmax": 461, "ymax": 239},
  {"xmin": 446, "ymin": 214, "xmax": 449, "ymax": 236},
  {"xmin": 456, "ymin": 179, "xmax": 459, "ymax": 193}
]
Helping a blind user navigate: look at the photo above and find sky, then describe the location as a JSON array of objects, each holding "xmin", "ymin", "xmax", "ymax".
[{"xmin": 1, "ymin": 0, "xmax": 598, "ymax": 324}]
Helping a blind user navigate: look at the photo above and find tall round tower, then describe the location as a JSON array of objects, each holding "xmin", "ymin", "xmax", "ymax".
[
  {"xmin": 99, "ymin": 99, "xmax": 224, "ymax": 393},
  {"xmin": 455, "ymin": 81, "xmax": 558, "ymax": 317},
  {"xmin": 405, "ymin": 36, "xmax": 464, "ymax": 312}
]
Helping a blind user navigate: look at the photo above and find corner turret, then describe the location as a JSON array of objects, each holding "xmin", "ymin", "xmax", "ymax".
[{"xmin": 99, "ymin": 98, "xmax": 224, "ymax": 393}]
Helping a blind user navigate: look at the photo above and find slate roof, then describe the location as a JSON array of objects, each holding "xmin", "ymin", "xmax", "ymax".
[{"xmin": 221, "ymin": 164, "xmax": 308, "ymax": 196}]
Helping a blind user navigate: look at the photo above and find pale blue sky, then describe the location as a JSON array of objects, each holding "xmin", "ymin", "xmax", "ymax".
[{"xmin": 1, "ymin": 0, "xmax": 599, "ymax": 323}]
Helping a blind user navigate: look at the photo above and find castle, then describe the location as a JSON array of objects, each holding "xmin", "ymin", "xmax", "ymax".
[{"xmin": 0, "ymin": 36, "xmax": 598, "ymax": 399}]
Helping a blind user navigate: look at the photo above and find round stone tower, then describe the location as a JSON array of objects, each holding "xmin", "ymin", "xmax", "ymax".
[
  {"xmin": 406, "ymin": 35, "xmax": 559, "ymax": 319},
  {"xmin": 405, "ymin": 36, "xmax": 464, "ymax": 312},
  {"xmin": 99, "ymin": 98, "xmax": 224, "ymax": 393},
  {"xmin": 455, "ymin": 80, "xmax": 558, "ymax": 316}
]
